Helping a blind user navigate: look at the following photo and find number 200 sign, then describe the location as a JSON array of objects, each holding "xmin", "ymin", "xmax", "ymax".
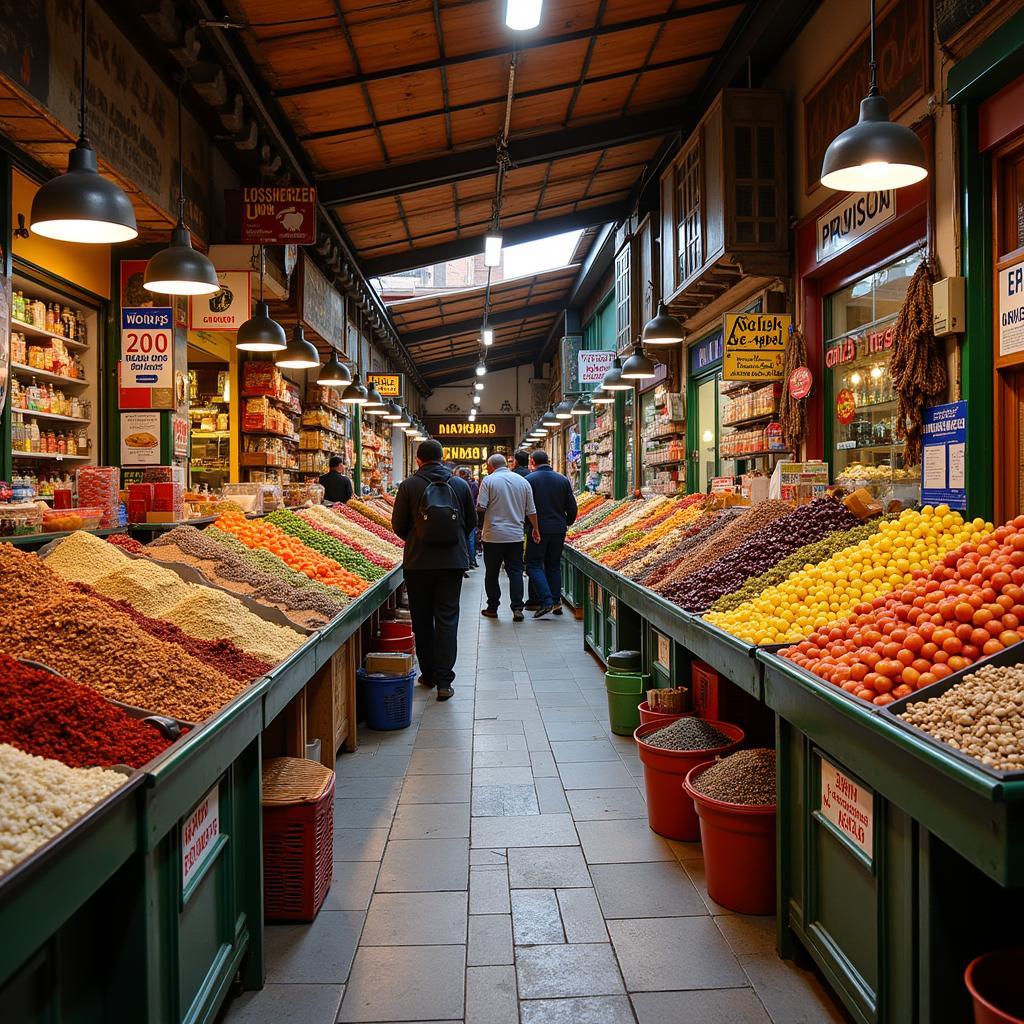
[{"xmin": 120, "ymin": 307, "xmax": 174, "ymax": 409}]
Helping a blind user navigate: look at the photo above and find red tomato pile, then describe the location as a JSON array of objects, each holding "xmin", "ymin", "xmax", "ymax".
[{"xmin": 782, "ymin": 516, "xmax": 1024, "ymax": 706}]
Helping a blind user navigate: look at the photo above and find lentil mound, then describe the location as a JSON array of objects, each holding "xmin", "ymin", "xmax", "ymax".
[
  {"xmin": 44, "ymin": 529, "xmax": 128, "ymax": 583},
  {"xmin": 691, "ymin": 749, "xmax": 776, "ymax": 805},
  {"xmin": 641, "ymin": 718, "xmax": 731, "ymax": 751}
]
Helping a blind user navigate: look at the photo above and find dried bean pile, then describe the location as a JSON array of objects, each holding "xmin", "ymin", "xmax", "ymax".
[
  {"xmin": 636, "ymin": 511, "xmax": 737, "ymax": 587},
  {"xmin": 899, "ymin": 663, "xmax": 1024, "ymax": 771},
  {"xmin": 0, "ymin": 744, "xmax": 127, "ymax": 875},
  {"xmin": 0, "ymin": 653, "xmax": 174, "ymax": 768},
  {"xmin": 671, "ymin": 499, "xmax": 860, "ymax": 612},
  {"xmin": 641, "ymin": 718, "xmax": 731, "ymax": 751},
  {"xmin": 44, "ymin": 529, "xmax": 128, "ymax": 583},
  {"xmin": 691, "ymin": 749, "xmax": 776, "ymax": 805},
  {"xmin": 106, "ymin": 533, "xmax": 146, "ymax": 554}
]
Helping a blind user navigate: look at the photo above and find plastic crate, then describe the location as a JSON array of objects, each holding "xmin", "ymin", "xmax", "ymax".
[
  {"xmin": 358, "ymin": 668, "xmax": 415, "ymax": 730},
  {"xmin": 262, "ymin": 757, "xmax": 335, "ymax": 922}
]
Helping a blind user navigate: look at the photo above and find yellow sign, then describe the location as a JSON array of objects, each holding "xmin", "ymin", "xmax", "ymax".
[
  {"xmin": 722, "ymin": 313, "xmax": 792, "ymax": 381},
  {"xmin": 436, "ymin": 422, "xmax": 497, "ymax": 436},
  {"xmin": 366, "ymin": 372, "xmax": 403, "ymax": 398},
  {"xmin": 443, "ymin": 445, "xmax": 488, "ymax": 462}
]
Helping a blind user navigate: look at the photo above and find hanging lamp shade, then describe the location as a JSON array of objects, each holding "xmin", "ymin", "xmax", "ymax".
[
  {"xmin": 144, "ymin": 221, "xmax": 220, "ymax": 296},
  {"xmin": 236, "ymin": 301, "xmax": 287, "ymax": 352},
  {"xmin": 592, "ymin": 386, "xmax": 614, "ymax": 404},
  {"xmin": 642, "ymin": 301, "xmax": 684, "ymax": 346},
  {"xmin": 621, "ymin": 341, "xmax": 657, "ymax": 381},
  {"xmin": 396, "ymin": 406, "xmax": 413, "ymax": 427},
  {"xmin": 554, "ymin": 399, "xmax": 574, "ymax": 419},
  {"xmin": 382, "ymin": 400, "xmax": 402, "ymax": 420},
  {"xmin": 317, "ymin": 349, "xmax": 351, "ymax": 386},
  {"xmin": 364, "ymin": 383, "xmax": 385, "ymax": 409},
  {"xmin": 31, "ymin": 139, "xmax": 138, "ymax": 244},
  {"xmin": 601, "ymin": 356, "xmax": 630, "ymax": 391},
  {"xmin": 541, "ymin": 406, "xmax": 559, "ymax": 428},
  {"xmin": 571, "ymin": 395, "xmax": 592, "ymax": 416},
  {"xmin": 276, "ymin": 324, "xmax": 321, "ymax": 369},
  {"xmin": 341, "ymin": 373, "xmax": 369, "ymax": 404}
]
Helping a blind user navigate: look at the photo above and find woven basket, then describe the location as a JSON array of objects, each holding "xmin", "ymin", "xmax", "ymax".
[{"xmin": 262, "ymin": 757, "xmax": 335, "ymax": 921}]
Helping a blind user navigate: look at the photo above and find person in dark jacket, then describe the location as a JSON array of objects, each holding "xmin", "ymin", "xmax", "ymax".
[
  {"xmin": 319, "ymin": 456, "xmax": 354, "ymax": 503},
  {"xmin": 456, "ymin": 467, "xmax": 480, "ymax": 568},
  {"xmin": 512, "ymin": 450, "xmax": 531, "ymax": 477},
  {"xmin": 525, "ymin": 449, "xmax": 578, "ymax": 617},
  {"xmin": 512, "ymin": 449, "xmax": 540, "ymax": 607},
  {"xmin": 392, "ymin": 440, "xmax": 476, "ymax": 700}
]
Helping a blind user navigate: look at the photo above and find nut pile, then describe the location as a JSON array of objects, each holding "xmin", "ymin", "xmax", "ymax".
[
  {"xmin": 898, "ymin": 663, "xmax": 1024, "ymax": 771},
  {"xmin": 0, "ymin": 743, "xmax": 127, "ymax": 875},
  {"xmin": 641, "ymin": 718, "xmax": 732, "ymax": 751},
  {"xmin": 690, "ymin": 749, "xmax": 776, "ymax": 805}
]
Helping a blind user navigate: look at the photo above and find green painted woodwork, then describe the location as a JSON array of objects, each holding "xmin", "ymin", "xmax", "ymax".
[
  {"xmin": 352, "ymin": 403, "xmax": 362, "ymax": 495},
  {"xmin": 612, "ymin": 391, "xmax": 627, "ymax": 499}
]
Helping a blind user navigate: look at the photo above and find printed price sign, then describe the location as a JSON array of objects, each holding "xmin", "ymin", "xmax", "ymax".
[
  {"xmin": 120, "ymin": 307, "xmax": 174, "ymax": 409},
  {"xmin": 181, "ymin": 784, "xmax": 220, "ymax": 893},
  {"xmin": 723, "ymin": 313, "xmax": 792, "ymax": 381},
  {"xmin": 655, "ymin": 633, "xmax": 671, "ymax": 670},
  {"xmin": 921, "ymin": 401, "xmax": 967, "ymax": 510},
  {"xmin": 819, "ymin": 758, "xmax": 873, "ymax": 861}
]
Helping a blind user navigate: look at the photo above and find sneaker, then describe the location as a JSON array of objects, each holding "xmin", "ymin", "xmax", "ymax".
[
  {"xmin": 533, "ymin": 605, "xmax": 553, "ymax": 618},
  {"xmin": 481, "ymin": 608, "xmax": 498, "ymax": 619},
  {"xmin": 513, "ymin": 610, "xmax": 524, "ymax": 622},
  {"xmin": 417, "ymin": 675, "xmax": 435, "ymax": 689},
  {"xmin": 464, "ymin": 571, "xmax": 471, "ymax": 578},
  {"xmin": 552, "ymin": 606, "xmax": 563, "ymax": 616},
  {"xmin": 436, "ymin": 686, "xmax": 455, "ymax": 701},
  {"xmin": 470, "ymin": 561, "xmax": 479, "ymax": 569}
]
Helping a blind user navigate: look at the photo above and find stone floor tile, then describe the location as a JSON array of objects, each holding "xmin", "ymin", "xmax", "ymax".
[
  {"xmin": 376, "ymin": 838, "xmax": 469, "ymax": 892},
  {"xmin": 335, "ymin": 753, "xmax": 411, "ymax": 778},
  {"xmin": 529, "ymin": 750, "xmax": 559, "ymax": 777},
  {"xmin": 333, "ymin": 796, "xmax": 398, "ymax": 829},
  {"xmin": 334, "ymin": 776, "xmax": 404, "ymax": 799},
  {"xmin": 469, "ymin": 864, "xmax": 511, "ymax": 914},
  {"xmin": 222, "ymin": 983, "xmax": 343, "ymax": 1023},
  {"xmin": 473, "ymin": 734, "xmax": 528, "ymax": 752},
  {"xmin": 543, "ymin": 721, "xmax": 609, "ymax": 741},
  {"xmin": 515, "ymin": 943, "xmax": 626, "ymax": 999},
  {"xmin": 536, "ymin": 690, "xmax": 590, "ymax": 708},
  {"xmin": 715, "ymin": 914, "xmax": 778, "ymax": 956},
  {"xmin": 323, "ymin": 861, "xmax": 379, "ymax": 912},
  {"xmin": 361, "ymin": 891, "xmax": 468, "ymax": 946},
  {"xmin": 473, "ymin": 720, "xmax": 527, "ymax": 735},
  {"xmin": 412, "ymin": 729, "xmax": 474, "ymax": 750},
  {"xmin": 469, "ymin": 847, "xmax": 508, "ymax": 866},
  {"xmin": 567, "ymin": 787, "xmax": 648, "ymax": 821},
  {"xmin": 511, "ymin": 888, "xmax": 565, "ymax": 944},
  {"xmin": 631, "ymin": 989, "xmax": 771, "ymax": 1024},
  {"xmin": 590, "ymin": 861, "xmax": 706, "ymax": 919},
  {"xmin": 473, "ymin": 749, "xmax": 533, "ymax": 767},
  {"xmin": 608, "ymin": 917, "xmax": 747, "ymax": 991},
  {"xmin": 537, "ymin": 708, "xmax": 601, "ymax": 725},
  {"xmin": 389, "ymin": 802, "xmax": 470, "ymax": 840},
  {"xmin": 264, "ymin": 910, "xmax": 364, "ymax": 984},
  {"xmin": 467, "ymin": 913, "xmax": 514, "ymax": 966},
  {"xmin": 465, "ymin": 965, "xmax": 519, "ymax": 1024},
  {"xmin": 576, "ymin": 820, "xmax": 675, "ymax": 864},
  {"xmin": 557, "ymin": 887, "xmax": 608, "ymax": 943},
  {"xmin": 472, "ymin": 812, "xmax": 578, "ymax": 848},
  {"xmin": 558, "ymin": 761, "xmax": 638, "ymax": 790},
  {"xmin": 534, "ymin": 776, "xmax": 570, "ymax": 814},
  {"xmin": 520, "ymin": 995, "xmax": 635, "ymax": 1024},
  {"xmin": 738, "ymin": 953, "xmax": 849, "ymax": 1023},
  {"xmin": 550, "ymin": 739, "xmax": 622, "ymax": 762},
  {"xmin": 399, "ymin": 773, "xmax": 471, "ymax": 804},
  {"xmin": 407, "ymin": 748, "xmax": 472, "ymax": 775},
  {"xmin": 523, "ymin": 723, "xmax": 552, "ymax": 751},
  {"xmin": 507, "ymin": 846, "xmax": 591, "ymax": 888},
  {"xmin": 473, "ymin": 765, "xmax": 536, "ymax": 786},
  {"xmin": 472, "ymin": 784, "xmax": 540, "ymax": 816},
  {"xmin": 337, "ymin": 945, "xmax": 465, "ymax": 1022},
  {"xmin": 418, "ymin": 710, "xmax": 476, "ymax": 731},
  {"xmin": 333, "ymin": 827, "xmax": 389, "ymax": 862}
]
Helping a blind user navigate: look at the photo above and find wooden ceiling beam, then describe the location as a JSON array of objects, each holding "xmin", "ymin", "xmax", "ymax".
[
  {"xmin": 424, "ymin": 339, "xmax": 551, "ymax": 385},
  {"xmin": 400, "ymin": 299, "xmax": 567, "ymax": 347}
]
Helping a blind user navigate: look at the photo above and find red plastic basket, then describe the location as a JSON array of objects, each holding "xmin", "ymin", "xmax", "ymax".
[{"xmin": 262, "ymin": 757, "xmax": 335, "ymax": 922}]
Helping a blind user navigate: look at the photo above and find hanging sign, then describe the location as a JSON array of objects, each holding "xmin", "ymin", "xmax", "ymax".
[
  {"xmin": 578, "ymin": 349, "xmax": 615, "ymax": 385},
  {"xmin": 689, "ymin": 330, "xmax": 723, "ymax": 374},
  {"xmin": 426, "ymin": 416, "xmax": 517, "ymax": 438},
  {"xmin": 120, "ymin": 411, "xmax": 162, "ymax": 466},
  {"xmin": 655, "ymin": 633, "xmax": 671, "ymax": 670},
  {"xmin": 710, "ymin": 476, "xmax": 736, "ymax": 494},
  {"xmin": 921, "ymin": 400, "xmax": 967, "ymax": 510},
  {"xmin": 189, "ymin": 272, "xmax": 251, "ymax": 332},
  {"xmin": 789, "ymin": 366, "xmax": 813, "ymax": 399},
  {"xmin": 998, "ymin": 261, "xmax": 1024, "ymax": 358},
  {"xmin": 172, "ymin": 414, "xmax": 190, "ymax": 457},
  {"xmin": 815, "ymin": 191, "xmax": 896, "ymax": 262},
  {"xmin": 443, "ymin": 445, "xmax": 488, "ymax": 463},
  {"xmin": 181, "ymin": 784, "xmax": 221, "ymax": 894},
  {"xmin": 366, "ymin": 372, "xmax": 404, "ymax": 398},
  {"xmin": 723, "ymin": 313, "xmax": 792, "ymax": 381},
  {"xmin": 299, "ymin": 252, "xmax": 345, "ymax": 344},
  {"xmin": 238, "ymin": 186, "xmax": 317, "ymax": 244},
  {"xmin": 819, "ymin": 758, "xmax": 873, "ymax": 861},
  {"xmin": 836, "ymin": 388, "xmax": 857, "ymax": 425},
  {"xmin": 119, "ymin": 307, "xmax": 174, "ymax": 409}
]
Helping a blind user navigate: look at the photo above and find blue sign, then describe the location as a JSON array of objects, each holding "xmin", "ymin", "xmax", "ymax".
[
  {"xmin": 689, "ymin": 330, "xmax": 723, "ymax": 375},
  {"xmin": 921, "ymin": 401, "xmax": 967, "ymax": 510}
]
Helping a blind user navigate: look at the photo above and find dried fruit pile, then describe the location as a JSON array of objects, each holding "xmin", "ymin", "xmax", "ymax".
[{"xmin": 346, "ymin": 497, "xmax": 394, "ymax": 531}]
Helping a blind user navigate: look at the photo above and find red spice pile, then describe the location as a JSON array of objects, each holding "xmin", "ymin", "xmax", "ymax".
[
  {"xmin": 69, "ymin": 582, "xmax": 274, "ymax": 683},
  {"xmin": 107, "ymin": 533, "xmax": 147, "ymax": 554},
  {"xmin": 0, "ymin": 652, "xmax": 174, "ymax": 768}
]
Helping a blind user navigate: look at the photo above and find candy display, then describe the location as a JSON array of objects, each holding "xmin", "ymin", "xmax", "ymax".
[{"xmin": 265, "ymin": 510, "xmax": 389, "ymax": 582}]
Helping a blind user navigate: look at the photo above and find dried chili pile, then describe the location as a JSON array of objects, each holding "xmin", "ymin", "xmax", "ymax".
[
  {"xmin": 106, "ymin": 533, "xmax": 146, "ymax": 554},
  {"xmin": 0, "ymin": 653, "xmax": 175, "ymax": 768},
  {"xmin": 779, "ymin": 326, "xmax": 809, "ymax": 453}
]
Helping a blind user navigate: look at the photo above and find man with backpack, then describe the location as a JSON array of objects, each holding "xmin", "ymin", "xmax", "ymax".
[{"xmin": 392, "ymin": 439, "xmax": 477, "ymax": 701}]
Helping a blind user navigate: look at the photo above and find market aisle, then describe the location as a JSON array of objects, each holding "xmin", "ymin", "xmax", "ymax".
[{"xmin": 225, "ymin": 571, "xmax": 847, "ymax": 1024}]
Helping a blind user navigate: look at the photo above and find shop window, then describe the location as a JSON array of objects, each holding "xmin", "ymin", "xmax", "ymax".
[
  {"xmin": 998, "ymin": 148, "xmax": 1024, "ymax": 256},
  {"xmin": 677, "ymin": 144, "xmax": 702, "ymax": 282},
  {"xmin": 615, "ymin": 245, "xmax": 631, "ymax": 351},
  {"xmin": 733, "ymin": 124, "xmax": 777, "ymax": 245}
]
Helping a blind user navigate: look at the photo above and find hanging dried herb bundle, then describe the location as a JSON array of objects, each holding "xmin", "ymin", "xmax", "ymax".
[
  {"xmin": 890, "ymin": 260, "xmax": 947, "ymax": 466},
  {"xmin": 779, "ymin": 326, "xmax": 809, "ymax": 452}
]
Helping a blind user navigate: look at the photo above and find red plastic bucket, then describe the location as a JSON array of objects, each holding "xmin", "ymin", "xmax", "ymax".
[
  {"xmin": 683, "ymin": 761, "xmax": 776, "ymax": 914},
  {"xmin": 965, "ymin": 949, "xmax": 1024, "ymax": 1023},
  {"xmin": 638, "ymin": 701, "xmax": 694, "ymax": 726},
  {"xmin": 633, "ymin": 720, "xmax": 743, "ymax": 841},
  {"xmin": 379, "ymin": 620, "xmax": 411, "ymax": 639},
  {"xmin": 376, "ymin": 634, "xmax": 415, "ymax": 654}
]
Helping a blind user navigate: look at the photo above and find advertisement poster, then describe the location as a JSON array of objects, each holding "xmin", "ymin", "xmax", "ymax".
[
  {"xmin": 366, "ymin": 372, "xmax": 404, "ymax": 398},
  {"xmin": 921, "ymin": 401, "xmax": 967, "ymax": 509},
  {"xmin": 999, "ymin": 261, "xmax": 1024, "ymax": 357},
  {"xmin": 238, "ymin": 186, "xmax": 317, "ymax": 244},
  {"xmin": 723, "ymin": 313, "xmax": 792, "ymax": 381},
  {"xmin": 578, "ymin": 349, "xmax": 615, "ymax": 386},
  {"xmin": 120, "ymin": 411, "xmax": 162, "ymax": 466},
  {"xmin": 119, "ymin": 306, "xmax": 174, "ymax": 409},
  {"xmin": 189, "ymin": 272, "xmax": 251, "ymax": 332}
]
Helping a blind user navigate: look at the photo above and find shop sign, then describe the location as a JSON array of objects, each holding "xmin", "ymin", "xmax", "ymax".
[
  {"xmin": 120, "ymin": 411, "xmax": 162, "ymax": 466},
  {"xmin": 655, "ymin": 633, "xmax": 671, "ymax": 670},
  {"xmin": 836, "ymin": 388, "xmax": 857, "ymax": 425},
  {"xmin": 921, "ymin": 401, "xmax": 967, "ymax": 510},
  {"xmin": 710, "ymin": 476, "xmax": 736, "ymax": 494},
  {"xmin": 366, "ymin": 372, "xmax": 404, "ymax": 398},
  {"xmin": 722, "ymin": 313, "xmax": 792, "ymax": 381},
  {"xmin": 443, "ymin": 445, "xmax": 488, "ymax": 463},
  {"xmin": 789, "ymin": 366, "xmax": 813, "ymax": 399},
  {"xmin": 578, "ymin": 349, "xmax": 615, "ymax": 385},
  {"xmin": 819, "ymin": 758, "xmax": 873, "ymax": 861},
  {"xmin": 119, "ymin": 307, "xmax": 174, "ymax": 409},
  {"xmin": 998, "ymin": 261, "xmax": 1024, "ymax": 357},
  {"xmin": 172, "ymin": 414, "xmax": 190, "ymax": 457},
  {"xmin": 189, "ymin": 272, "xmax": 251, "ymax": 332},
  {"xmin": 824, "ymin": 323, "xmax": 896, "ymax": 369},
  {"xmin": 181, "ymin": 784, "xmax": 220, "ymax": 894},
  {"xmin": 426, "ymin": 416, "xmax": 517, "ymax": 438},
  {"xmin": 238, "ymin": 186, "xmax": 317, "ymax": 244},
  {"xmin": 815, "ymin": 191, "xmax": 896, "ymax": 262},
  {"xmin": 299, "ymin": 252, "xmax": 345, "ymax": 345},
  {"xmin": 689, "ymin": 330, "xmax": 723, "ymax": 374}
]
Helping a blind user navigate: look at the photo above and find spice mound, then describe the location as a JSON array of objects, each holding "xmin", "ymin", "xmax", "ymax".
[
  {"xmin": 0, "ymin": 743, "xmax": 127, "ymax": 876},
  {"xmin": 898, "ymin": 664, "xmax": 1024, "ymax": 772},
  {"xmin": 44, "ymin": 528, "xmax": 129, "ymax": 583},
  {"xmin": 641, "ymin": 718, "xmax": 731, "ymax": 751},
  {"xmin": 0, "ymin": 653, "xmax": 176, "ymax": 768},
  {"xmin": 691, "ymin": 749, "xmax": 776, "ymax": 805}
]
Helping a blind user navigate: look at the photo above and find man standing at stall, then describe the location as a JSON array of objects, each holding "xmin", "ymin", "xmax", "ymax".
[
  {"xmin": 525, "ymin": 449, "xmax": 578, "ymax": 617},
  {"xmin": 392, "ymin": 439, "xmax": 476, "ymax": 701},
  {"xmin": 319, "ymin": 456, "xmax": 354, "ymax": 503}
]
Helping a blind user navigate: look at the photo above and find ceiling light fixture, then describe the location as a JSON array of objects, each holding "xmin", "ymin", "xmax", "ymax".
[
  {"xmin": 341, "ymin": 372, "xmax": 369, "ymax": 405},
  {"xmin": 382, "ymin": 400, "xmax": 402, "ymax": 421},
  {"xmin": 641, "ymin": 301, "xmax": 685, "ymax": 346},
  {"xmin": 541, "ymin": 405, "xmax": 559, "ymax": 428},
  {"xmin": 505, "ymin": 0, "xmax": 543, "ymax": 30},
  {"xmin": 571, "ymin": 395, "xmax": 592, "ymax": 416},
  {"xmin": 237, "ymin": 247, "xmax": 286, "ymax": 351},
  {"xmin": 396, "ymin": 406, "xmax": 412, "ymax": 428},
  {"xmin": 621, "ymin": 340, "xmax": 657, "ymax": 381},
  {"xmin": 363, "ymin": 383, "xmax": 385, "ymax": 409},
  {"xmin": 820, "ymin": 0, "xmax": 927, "ymax": 191},
  {"xmin": 276, "ymin": 325, "xmax": 321, "ymax": 369},
  {"xmin": 555, "ymin": 399, "xmax": 574, "ymax": 419},
  {"xmin": 317, "ymin": 348, "xmax": 351, "ymax": 386},
  {"xmin": 474, "ymin": 381, "xmax": 484, "ymax": 391},
  {"xmin": 592, "ymin": 386, "xmax": 615, "ymax": 404},
  {"xmin": 482, "ymin": 322, "xmax": 494, "ymax": 346},
  {"xmin": 476, "ymin": 362, "xmax": 487, "ymax": 377},
  {"xmin": 484, "ymin": 213, "xmax": 503, "ymax": 267},
  {"xmin": 601, "ymin": 356, "xmax": 631, "ymax": 391}
]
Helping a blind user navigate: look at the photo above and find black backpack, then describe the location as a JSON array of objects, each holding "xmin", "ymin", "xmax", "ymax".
[{"xmin": 415, "ymin": 477, "xmax": 462, "ymax": 547}]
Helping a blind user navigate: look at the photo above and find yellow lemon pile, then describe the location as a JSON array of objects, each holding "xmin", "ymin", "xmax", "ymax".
[{"xmin": 703, "ymin": 506, "xmax": 993, "ymax": 645}]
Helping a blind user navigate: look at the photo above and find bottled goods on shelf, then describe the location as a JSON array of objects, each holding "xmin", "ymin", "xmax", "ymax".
[
  {"xmin": 12, "ymin": 292, "xmax": 87, "ymax": 341},
  {"xmin": 11, "ymin": 333, "xmax": 85, "ymax": 379},
  {"xmin": 10, "ymin": 378, "xmax": 90, "ymax": 418},
  {"xmin": 721, "ymin": 383, "xmax": 780, "ymax": 425},
  {"xmin": 12, "ymin": 414, "xmax": 89, "ymax": 457}
]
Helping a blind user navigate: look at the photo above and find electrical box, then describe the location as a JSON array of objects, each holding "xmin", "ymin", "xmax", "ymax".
[{"xmin": 933, "ymin": 276, "xmax": 965, "ymax": 336}]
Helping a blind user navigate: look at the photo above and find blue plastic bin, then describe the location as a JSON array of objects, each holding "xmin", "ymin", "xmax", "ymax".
[{"xmin": 357, "ymin": 668, "xmax": 415, "ymax": 730}]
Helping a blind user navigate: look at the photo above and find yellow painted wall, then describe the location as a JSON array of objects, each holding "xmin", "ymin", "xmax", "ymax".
[
  {"xmin": 11, "ymin": 169, "xmax": 112, "ymax": 298},
  {"xmin": 188, "ymin": 330, "xmax": 240, "ymax": 482}
]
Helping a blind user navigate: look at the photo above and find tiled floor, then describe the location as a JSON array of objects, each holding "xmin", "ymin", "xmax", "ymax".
[{"xmin": 224, "ymin": 569, "xmax": 848, "ymax": 1024}]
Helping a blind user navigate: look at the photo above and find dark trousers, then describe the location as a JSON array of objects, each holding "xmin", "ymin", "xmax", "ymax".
[
  {"xmin": 483, "ymin": 541, "xmax": 525, "ymax": 611},
  {"xmin": 525, "ymin": 530, "xmax": 539, "ymax": 606},
  {"xmin": 404, "ymin": 569, "xmax": 464, "ymax": 688},
  {"xmin": 525, "ymin": 532, "xmax": 566, "ymax": 607}
]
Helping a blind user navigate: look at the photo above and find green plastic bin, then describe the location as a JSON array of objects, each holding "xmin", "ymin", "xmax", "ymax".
[{"xmin": 605, "ymin": 670, "xmax": 649, "ymax": 736}]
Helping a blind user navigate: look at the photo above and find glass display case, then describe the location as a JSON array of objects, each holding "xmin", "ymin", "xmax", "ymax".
[{"xmin": 640, "ymin": 384, "xmax": 686, "ymax": 494}]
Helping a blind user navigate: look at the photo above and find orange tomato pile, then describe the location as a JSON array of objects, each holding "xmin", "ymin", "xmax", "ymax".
[
  {"xmin": 214, "ymin": 512, "xmax": 369, "ymax": 597},
  {"xmin": 782, "ymin": 515, "xmax": 1024, "ymax": 706}
]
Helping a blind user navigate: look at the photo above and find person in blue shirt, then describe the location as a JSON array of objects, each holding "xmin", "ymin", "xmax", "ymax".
[{"xmin": 525, "ymin": 449, "xmax": 578, "ymax": 617}]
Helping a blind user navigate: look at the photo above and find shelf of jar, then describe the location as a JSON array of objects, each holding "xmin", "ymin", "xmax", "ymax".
[
  {"xmin": 10, "ymin": 363, "xmax": 89, "ymax": 387},
  {"xmin": 191, "ymin": 431, "xmax": 231, "ymax": 439},
  {"xmin": 13, "ymin": 318, "xmax": 89, "ymax": 350},
  {"xmin": 721, "ymin": 449, "xmax": 792, "ymax": 460},
  {"xmin": 11, "ymin": 451, "xmax": 91, "ymax": 461},
  {"xmin": 11, "ymin": 408, "xmax": 90, "ymax": 425},
  {"xmin": 835, "ymin": 441, "xmax": 899, "ymax": 452},
  {"xmin": 646, "ymin": 457, "xmax": 687, "ymax": 466},
  {"xmin": 722, "ymin": 410, "xmax": 778, "ymax": 429}
]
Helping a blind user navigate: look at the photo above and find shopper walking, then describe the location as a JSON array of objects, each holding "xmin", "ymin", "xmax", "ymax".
[
  {"xmin": 525, "ymin": 449, "xmax": 578, "ymax": 617},
  {"xmin": 511, "ymin": 449, "xmax": 542, "ymax": 608},
  {"xmin": 319, "ymin": 456, "xmax": 354, "ymax": 503},
  {"xmin": 392, "ymin": 439, "xmax": 476, "ymax": 701},
  {"xmin": 477, "ymin": 453, "xmax": 539, "ymax": 622},
  {"xmin": 456, "ymin": 467, "xmax": 480, "ymax": 569},
  {"xmin": 512, "ymin": 450, "xmax": 531, "ymax": 477}
]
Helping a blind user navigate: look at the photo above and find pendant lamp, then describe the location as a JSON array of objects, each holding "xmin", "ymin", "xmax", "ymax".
[
  {"xmin": 555, "ymin": 399, "xmax": 574, "ymax": 419},
  {"xmin": 396, "ymin": 406, "xmax": 413, "ymax": 428},
  {"xmin": 475, "ymin": 381, "xmax": 484, "ymax": 391},
  {"xmin": 236, "ymin": 246, "xmax": 286, "ymax": 352},
  {"xmin": 621, "ymin": 340, "xmax": 657, "ymax": 381},
  {"xmin": 30, "ymin": 2, "xmax": 137, "ymax": 243},
  {"xmin": 144, "ymin": 76, "xmax": 219, "ymax": 296},
  {"xmin": 601, "ymin": 356, "xmax": 630, "ymax": 391},
  {"xmin": 476, "ymin": 361, "xmax": 487, "ymax": 377},
  {"xmin": 642, "ymin": 301, "xmax": 684, "ymax": 346},
  {"xmin": 592, "ymin": 386, "xmax": 614, "ymax": 405},
  {"xmin": 363, "ymin": 383, "xmax": 385, "ymax": 410},
  {"xmin": 820, "ymin": 0, "xmax": 927, "ymax": 191},
  {"xmin": 571, "ymin": 395, "xmax": 592, "ymax": 416},
  {"xmin": 276, "ymin": 325, "xmax": 321, "ymax": 369},
  {"xmin": 341, "ymin": 373, "xmax": 369, "ymax": 404},
  {"xmin": 541, "ymin": 406, "xmax": 559, "ymax": 428},
  {"xmin": 317, "ymin": 349, "xmax": 351, "ymax": 386},
  {"xmin": 506, "ymin": 0, "xmax": 543, "ymax": 30},
  {"xmin": 382, "ymin": 400, "xmax": 402, "ymax": 421}
]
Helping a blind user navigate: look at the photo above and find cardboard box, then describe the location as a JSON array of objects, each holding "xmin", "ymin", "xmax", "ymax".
[
  {"xmin": 146, "ymin": 511, "xmax": 178, "ymax": 524},
  {"xmin": 365, "ymin": 652, "xmax": 415, "ymax": 675}
]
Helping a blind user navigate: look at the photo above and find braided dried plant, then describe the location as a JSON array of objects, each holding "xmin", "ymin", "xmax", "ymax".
[
  {"xmin": 889, "ymin": 260, "xmax": 947, "ymax": 466},
  {"xmin": 779, "ymin": 326, "xmax": 809, "ymax": 453}
]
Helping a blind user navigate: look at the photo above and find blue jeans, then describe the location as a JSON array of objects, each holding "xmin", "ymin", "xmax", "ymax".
[
  {"xmin": 525, "ymin": 532, "xmax": 566, "ymax": 607},
  {"xmin": 483, "ymin": 541, "xmax": 525, "ymax": 611},
  {"xmin": 468, "ymin": 527, "xmax": 478, "ymax": 563}
]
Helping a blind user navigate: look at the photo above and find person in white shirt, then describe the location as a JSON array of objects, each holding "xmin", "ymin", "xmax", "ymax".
[{"xmin": 476, "ymin": 453, "xmax": 539, "ymax": 621}]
